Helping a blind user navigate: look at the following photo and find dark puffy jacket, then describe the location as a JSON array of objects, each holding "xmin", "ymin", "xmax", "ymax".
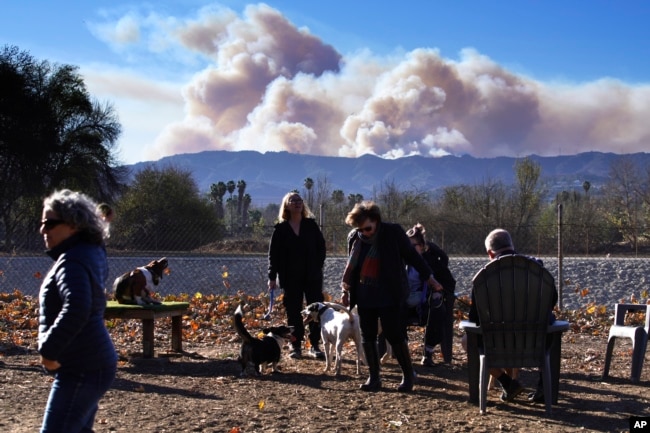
[{"xmin": 38, "ymin": 234, "xmax": 117, "ymax": 372}]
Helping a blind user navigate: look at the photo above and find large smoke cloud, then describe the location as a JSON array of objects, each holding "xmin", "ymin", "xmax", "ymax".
[{"xmin": 98, "ymin": 4, "xmax": 650, "ymax": 160}]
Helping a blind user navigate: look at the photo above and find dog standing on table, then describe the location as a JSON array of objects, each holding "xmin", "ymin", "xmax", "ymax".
[
  {"xmin": 113, "ymin": 257, "xmax": 168, "ymax": 305},
  {"xmin": 301, "ymin": 302, "xmax": 365, "ymax": 376},
  {"xmin": 233, "ymin": 304, "xmax": 294, "ymax": 377}
]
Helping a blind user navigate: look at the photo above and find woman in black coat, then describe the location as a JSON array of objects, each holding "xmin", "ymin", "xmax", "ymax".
[
  {"xmin": 341, "ymin": 201, "xmax": 442, "ymax": 392},
  {"xmin": 406, "ymin": 223, "xmax": 456, "ymax": 366},
  {"xmin": 268, "ymin": 192, "xmax": 326, "ymax": 359}
]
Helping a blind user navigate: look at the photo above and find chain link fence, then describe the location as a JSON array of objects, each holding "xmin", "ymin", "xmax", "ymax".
[
  {"xmin": 5, "ymin": 215, "xmax": 644, "ymax": 257},
  {"xmin": 2, "ymin": 221, "xmax": 649, "ymax": 310}
]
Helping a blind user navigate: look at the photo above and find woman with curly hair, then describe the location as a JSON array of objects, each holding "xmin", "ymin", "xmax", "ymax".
[
  {"xmin": 38, "ymin": 189, "xmax": 117, "ymax": 433},
  {"xmin": 341, "ymin": 201, "xmax": 442, "ymax": 392}
]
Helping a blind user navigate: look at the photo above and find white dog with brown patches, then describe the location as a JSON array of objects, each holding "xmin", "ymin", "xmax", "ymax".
[{"xmin": 301, "ymin": 302, "xmax": 365, "ymax": 376}]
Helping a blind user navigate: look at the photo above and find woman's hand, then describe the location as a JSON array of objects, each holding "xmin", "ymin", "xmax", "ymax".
[
  {"xmin": 341, "ymin": 290, "xmax": 350, "ymax": 307},
  {"xmin": 340, "ymin": 282, "xmax": 350, "ymax": 307},
  {"xmin": 427, "ymin": 275, "xmax": 443, "ymax": 292},
  {"xmin": 41, "ymin": 356, "xmax": 61, "ymax": 372}
]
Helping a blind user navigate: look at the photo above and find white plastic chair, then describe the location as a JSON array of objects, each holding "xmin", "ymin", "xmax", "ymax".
[{"xmin": 602, "ymin": 303, "xmax": 650, "ymax": 383}]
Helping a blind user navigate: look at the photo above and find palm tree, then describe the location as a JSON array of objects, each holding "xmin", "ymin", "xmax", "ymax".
[
  {"xmin": 347, "ymin": 193, "xmax": 363, "ymax": 208},
  {"xmin": 331, "ymin": 189, "xmax": 345, "ymax": 205},
  {"xmin": 209, "ymin": 181, "xmax": 227, "ymax": 219},
  {"xmin": 304, "ymin": 177, "xmax": 314, "ymax": 208},
  {"xmin": 226, "ymin": 180, "xmax": 236, "ymax": 232},
  {"xmin": 237, "ymin": 180, "xmax": 246, "ymax": 219},
  {"xmin": 242, "ymin": 193, "xmax": 252, "ymax": 228}
]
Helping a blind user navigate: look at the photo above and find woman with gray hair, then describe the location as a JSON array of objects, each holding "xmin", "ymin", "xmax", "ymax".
[{"xmin": 38, "ymin": 189, "xmax": 117, "ymax": 433}]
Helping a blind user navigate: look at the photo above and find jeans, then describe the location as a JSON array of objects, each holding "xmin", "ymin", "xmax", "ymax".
[{"xmin": 40, "ymin": 365, "xmax": 116, "ymax": 433}]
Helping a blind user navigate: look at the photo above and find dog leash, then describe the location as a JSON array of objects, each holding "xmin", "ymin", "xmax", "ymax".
[{"xmin": 262, "ymin": 287, "xmax": 275, "ymax": 320}]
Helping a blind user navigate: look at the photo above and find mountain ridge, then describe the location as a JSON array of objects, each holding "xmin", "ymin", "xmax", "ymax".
[{"xmin": 126, "ymin": 150, "xmax": 650, "ymax": 206}]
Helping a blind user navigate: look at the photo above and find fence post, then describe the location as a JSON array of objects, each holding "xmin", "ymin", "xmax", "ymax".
[
  {"xmin": 557, "ymin": 203, "xmax": 563, "ymax": 311},
  {"xmin": 319, "ymin": 203, "xmax": 322, "ymax": 228}
]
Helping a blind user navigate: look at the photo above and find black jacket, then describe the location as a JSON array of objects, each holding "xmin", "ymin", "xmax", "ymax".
[
  {"xmin": 38, "ymin": 234, "xmax": 117, "ymax": 372},
  {"xmin": 421, "ymin": 241, "xmax": 456, "ymax": 295},
  {"xmin": 346, "ymin": 223, "xmax": 434, "ymax": 309},
  {"xmin": 268, "ymin": 218, "xmax": 326, "ymax": 288}
]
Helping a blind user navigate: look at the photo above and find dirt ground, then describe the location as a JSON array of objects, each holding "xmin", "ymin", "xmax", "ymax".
[{"xmin": 1, "ymin": 323, "xmax": 649, "ymax": 433}]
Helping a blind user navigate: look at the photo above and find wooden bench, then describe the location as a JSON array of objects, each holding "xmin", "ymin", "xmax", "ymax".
[{"xmin": 104, "ymin": 301, "xmax": 190, "ymax": 358}]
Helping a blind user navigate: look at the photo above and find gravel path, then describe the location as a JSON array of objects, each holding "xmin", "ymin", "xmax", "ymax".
[{"xmin": 322, "ymin": 256, "xmax": 650, "ymax": 310}]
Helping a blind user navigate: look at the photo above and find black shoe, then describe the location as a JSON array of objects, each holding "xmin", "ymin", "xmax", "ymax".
[
  {"xmin": 420, "ymin": 353, "xmax": 435, "ymax": 367},
  {"xmin": 528, "ymin": 389, "xmax": 544, "ymax": 403},
  {"xmin": 308, "ymin": 347, "xmax": 325, "ymax": 360},
  {"xmin": 289, "ymin": 345, "xmax": 302, "ymax": 359},
  {"xmin": 499, "ymin": 380, "xmax": 524, "ymax": 402},
  {"xmin": 398, "ymin": 370, "xmax": 417, "ymax": 393},
  {"xmin": 360, "ymin": 376, "xmax": 382, "ymax": 391}
]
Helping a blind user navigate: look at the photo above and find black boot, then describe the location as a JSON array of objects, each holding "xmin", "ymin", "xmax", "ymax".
[
  {"xmin": 392, "ymin": 340, "xmax": 415, "ymax": 392},
  {"xmin": 360, "ymin": 342, "xmax": 381, "ymax": 391},
  {"xmin": 377, "ymin": 333, "xmax": 387, "ymax": 359}
]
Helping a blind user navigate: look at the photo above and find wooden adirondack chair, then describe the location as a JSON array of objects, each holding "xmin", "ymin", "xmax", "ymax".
[{"xmin": 460, "ymin": 254, "xmax": 569, "ymax": 415}]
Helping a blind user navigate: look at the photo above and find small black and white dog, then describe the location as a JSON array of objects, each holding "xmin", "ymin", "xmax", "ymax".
[{"xmin": 233, "ymin": 304, "xmax": 294, "ymax": 377}]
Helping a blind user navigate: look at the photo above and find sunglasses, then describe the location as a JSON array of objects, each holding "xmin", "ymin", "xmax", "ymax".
[
  {"xmin": 357, "ymin": 225, "xmax": 374, "ymax": 233},
  {"xmin": 41, "ymin": 219, "xmax": 66, "ymax": 230},
  {"xmin": 289, "ymin": 199, "xmax": 303, "ymax": 204}
]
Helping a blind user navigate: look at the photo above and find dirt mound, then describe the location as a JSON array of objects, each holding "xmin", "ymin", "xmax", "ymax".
[{"xmin": 193, "ymin": 238, "xmax": 269, "ymax": 254}]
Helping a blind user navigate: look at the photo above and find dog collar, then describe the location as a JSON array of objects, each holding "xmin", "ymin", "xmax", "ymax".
[{"xmin": 317, "ymin": 305, "xmax": 330, "ymax": 318}]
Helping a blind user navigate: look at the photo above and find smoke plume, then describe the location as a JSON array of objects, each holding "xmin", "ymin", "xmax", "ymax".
[{"xmin": 95, "ymin": 4, "xmax": 650, "ymax": 160}]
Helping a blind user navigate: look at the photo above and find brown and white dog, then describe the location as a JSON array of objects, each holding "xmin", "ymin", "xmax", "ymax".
[
  {"xmin": 113, "ymin": 257, "xmax": 168, "ymax": 305},
  {"xmin": 301, "ymin": 302, "xmax": 365, "ymax": 376}
]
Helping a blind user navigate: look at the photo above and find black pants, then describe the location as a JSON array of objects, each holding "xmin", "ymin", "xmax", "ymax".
[
  {"xmin": 424, "ymin": 295, "xmax": 446, "ymax": 349},
  {"xmin": 358, "ymin": 304, "xmax": 408, "ymax": 347},
  {"xmin": 424, "ymin": 293, "xmax": 455, "ymax": 359},
  {"xmin": 282, "ymin": 281, "xmax": 324, "ymax": 347}
]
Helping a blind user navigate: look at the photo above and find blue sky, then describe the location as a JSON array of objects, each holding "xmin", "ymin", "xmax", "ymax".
[{"xmin": 2, "ymin": 1, "xmax": 650, "ymax": 164}]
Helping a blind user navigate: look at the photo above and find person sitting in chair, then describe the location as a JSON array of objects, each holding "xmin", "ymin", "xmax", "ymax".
[{"xmin": 465, "ymin": 228, "xmax": 557, "ymax": 403}]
